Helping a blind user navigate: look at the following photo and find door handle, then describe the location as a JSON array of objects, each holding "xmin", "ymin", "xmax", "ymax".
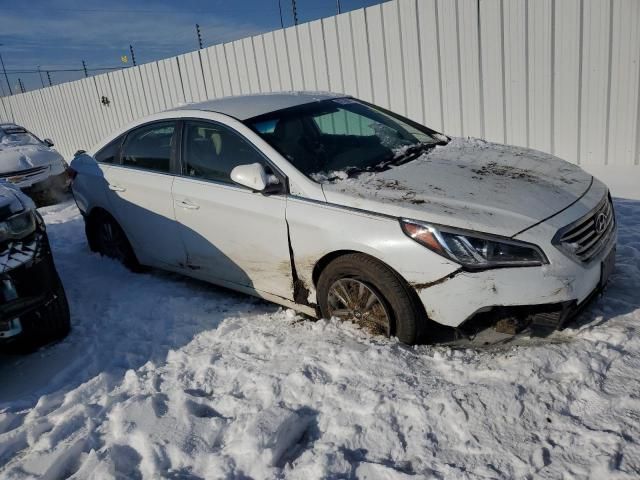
[
  {"xmin": 177, "ymin": 199, "xmax": 200, "ymax": 210},
  {"xmin": 108, "ymin": 184, "xmax": 126, "ymax": 192}
]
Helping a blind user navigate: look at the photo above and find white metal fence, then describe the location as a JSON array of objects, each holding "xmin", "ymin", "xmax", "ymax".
[{"xmin": 1, "ymin": 0, "xmax": 639, "ymax": 198}]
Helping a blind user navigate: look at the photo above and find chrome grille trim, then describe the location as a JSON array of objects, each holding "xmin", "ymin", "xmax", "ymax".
[
  {"xmin": 0, "ymin": 165, "xmax": 49, "ymax": 178},
  {"xmin": 554, "ymin": 194, "xmax": 616, "ymax": 263}
]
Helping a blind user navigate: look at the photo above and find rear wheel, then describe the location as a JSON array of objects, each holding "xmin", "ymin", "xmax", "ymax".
[
  {"xmin": 88, "ymin": 212, "xmax": 145, "ymax": 272},
  {"xmin": 317, "ymin": 253, "xmax": 423, "ymax": 344}
]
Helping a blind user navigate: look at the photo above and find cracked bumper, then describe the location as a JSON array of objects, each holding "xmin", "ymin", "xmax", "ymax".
[
  {"xmin": 415, "ymin": 228, "xmax": 616, "ymax": 329},
  {"xmin": 23, "ymin": 170, "xmax": 70, "ymax": 194}
]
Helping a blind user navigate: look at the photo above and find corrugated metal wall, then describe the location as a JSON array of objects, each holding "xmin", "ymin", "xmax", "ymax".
[{"xmin": 1, "ymin": 0, "xmax": 638, "ymax": 197}]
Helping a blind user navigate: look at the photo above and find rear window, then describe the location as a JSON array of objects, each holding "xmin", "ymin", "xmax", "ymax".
[{"xmin": 121, "ymin": 122, "xmax": 176, "ymax": 173}]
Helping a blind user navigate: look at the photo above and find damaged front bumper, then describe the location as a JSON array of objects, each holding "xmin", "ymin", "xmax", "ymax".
[
  {"xmin": 414, "ymin": 230, "xmax": 616, "ymax": 342},
  {"xmin": 23, "ymin": 170, "xmax": 70, "ymax": 195},
  {"xmin": 0, "ymin": 229, "xmax": 60, "ymax": 340}
]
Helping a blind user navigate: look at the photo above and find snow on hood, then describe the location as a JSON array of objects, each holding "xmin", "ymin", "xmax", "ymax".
[
  {"xmin": 321, "ymin": 138, "xmax": 594, "ymax": 237},
  {"xmin": 0, "ymin": 142, "xmax": 63, "ymax": 174}
]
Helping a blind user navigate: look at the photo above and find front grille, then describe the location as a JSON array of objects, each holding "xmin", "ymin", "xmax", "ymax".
[
  {"xmin": 556, "ymin": 194, "xmax": 615, "ymax": 263},
  {"xmin": 0, "ymin": 165, "xmax": 49, "ymax": 179}
]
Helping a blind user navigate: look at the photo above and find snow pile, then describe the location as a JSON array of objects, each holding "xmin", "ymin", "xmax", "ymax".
[{"xmin": 0, "ymin": 199, "xmax": 639, "ymax": 478}]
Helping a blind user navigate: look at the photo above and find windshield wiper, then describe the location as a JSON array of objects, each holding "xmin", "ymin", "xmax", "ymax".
[
  {"xmin": 325, "ymin": 139, "xmax": 449, "ymax": 180},
  {"xmin": 378, "ymin": 140, "xmax": 444, "ymax": 169}
]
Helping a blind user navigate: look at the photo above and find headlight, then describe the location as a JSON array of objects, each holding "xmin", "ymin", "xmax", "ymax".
[
  {"xmin": 0, "ymin": 210, "xmax": 36, "ymax": 243},
  {"xmin": 400, "ymin": 219, "xmax": 547, "ymax": 269}
]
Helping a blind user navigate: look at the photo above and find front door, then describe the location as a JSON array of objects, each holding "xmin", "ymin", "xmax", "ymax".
[
  {"xmin": 172, "ymin": 120, "xmax": 293, "ymax": 299},
  {"xmin": 104, "ymin": 121, "xmax": 186, "ymax": 267}
]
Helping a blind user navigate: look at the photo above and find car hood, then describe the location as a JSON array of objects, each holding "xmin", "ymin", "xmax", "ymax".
[
  {"xmin": 0, "ymin": 143, "xmax": 63, "ymax": 174},
  {"xmin": 321, "ymin": 138, "xmax": 593, "ymax": 237}
]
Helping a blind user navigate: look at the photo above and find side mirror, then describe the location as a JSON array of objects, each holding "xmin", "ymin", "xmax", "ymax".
[
  {"xmin": 230, "ymin": 163, "xmax": 280, "ymax": 192},
  {"xmin": 43, "ymin": 138, "xmax": 55, "ymax": 147}
]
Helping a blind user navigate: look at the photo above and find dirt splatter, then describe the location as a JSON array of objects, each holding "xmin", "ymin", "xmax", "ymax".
[{"xmin": 471, "ymin": 162, "xmax": 538, "ymax": 182}]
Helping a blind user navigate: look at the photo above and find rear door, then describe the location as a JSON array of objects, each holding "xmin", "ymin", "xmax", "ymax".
[
  {"xmin": 172, "ymin": 119, "xmax": 293, "ymax": 299},
  {"xmin": 103, "ymin": 120, "xmax": 186, "ymax": 267}
]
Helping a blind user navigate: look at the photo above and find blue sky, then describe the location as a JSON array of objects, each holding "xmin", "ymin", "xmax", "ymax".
[{"xmin": 0, "ymin": 0, "xmax": 385, "ymax": 94}]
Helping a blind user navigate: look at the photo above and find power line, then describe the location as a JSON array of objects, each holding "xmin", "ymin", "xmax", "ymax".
[{"xmin": 2, "ymin": 66, "xmax": 126, "ymax": 74}]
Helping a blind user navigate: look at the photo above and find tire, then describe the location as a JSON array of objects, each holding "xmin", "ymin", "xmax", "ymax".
[
  {"xmin": 317, "ymin": 253, "xmax": 424, "ymax": 345},
  {"xmin": 88, "ymin": 212, "xmax": 145, "ymax": 272},
  {"xmin": 13, "ymin": 276, "xmax": 71, "ymax": 353}
]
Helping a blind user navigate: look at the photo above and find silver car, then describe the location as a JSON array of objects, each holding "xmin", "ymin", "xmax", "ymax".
[{"xmin": 0, "ymin": 123, "xmax": 69, "ymax": 202}]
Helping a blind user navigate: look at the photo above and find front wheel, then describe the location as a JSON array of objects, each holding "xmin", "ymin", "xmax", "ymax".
[{"xmin": 317, "ymin": 253, "xmax": 423, "ymax": 344}]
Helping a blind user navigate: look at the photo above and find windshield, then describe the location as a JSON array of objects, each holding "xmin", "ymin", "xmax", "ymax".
[
  {"xmin": 246, "ymin": 98, "xmax": 447, "ymax": 181},
  {"xmin": 0, "ymin": 129, "xmax": 42, "ymax": 147}
]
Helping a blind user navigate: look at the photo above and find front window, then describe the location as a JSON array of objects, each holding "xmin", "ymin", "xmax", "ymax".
[
  {"xmin": 182, "ymin": 120, "xmax": 269, "ymax": 185},
  {"xmin": 0, "ymin": 128, "xmax": 42, "ymax": 147},
  {"xmin": 247, "ymin": 98, "xmax": 447, "ymax": 181}
]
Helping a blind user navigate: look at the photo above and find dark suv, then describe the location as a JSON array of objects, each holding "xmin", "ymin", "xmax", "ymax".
[{"xmin": 0, "ymin": 182, "xmax": 70, "ymax": 350}]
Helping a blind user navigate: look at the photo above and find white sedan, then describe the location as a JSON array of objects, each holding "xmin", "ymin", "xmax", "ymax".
[
  {"xmin": 0, "ymin": 123, "xmax": 69, "ymax": 201},
  {"xmin": 69, "ymin": 93, "xmax": 616, "ymax": 344}
]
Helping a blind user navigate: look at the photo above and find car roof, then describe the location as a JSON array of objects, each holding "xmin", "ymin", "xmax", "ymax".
[{"xmin": 171, "ymin": 92, "xmax": 346, "ymax": 121}]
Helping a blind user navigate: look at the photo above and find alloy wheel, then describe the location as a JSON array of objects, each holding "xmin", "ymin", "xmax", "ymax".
[{"xmin": 327, "ymin": 278, "xmax": 391, "ymax": 336}]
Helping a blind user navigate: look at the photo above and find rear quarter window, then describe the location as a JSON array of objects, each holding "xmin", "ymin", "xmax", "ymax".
[{"xmin": 95, "ymin": 137, "xmax": 123, "ymax": 164}]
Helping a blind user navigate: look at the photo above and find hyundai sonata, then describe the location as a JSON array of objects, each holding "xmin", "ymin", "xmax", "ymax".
[{"xmin": 69, "ymin": 93, "xmax": 616, "ymax": 344}]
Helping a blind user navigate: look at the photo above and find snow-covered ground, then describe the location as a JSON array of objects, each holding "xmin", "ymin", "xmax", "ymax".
[{"xmin": 1, "ymin": 198, "xmax": 639, "ymax": 479}]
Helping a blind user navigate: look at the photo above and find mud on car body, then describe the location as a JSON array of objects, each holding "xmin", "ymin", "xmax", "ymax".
[
  {"xmin": 0, "ymin": 182, "xmax": 70, "ymax": 350},
  {"xmin": 69, "ymin": 92, "xmax": 617, "ymax": 345}
]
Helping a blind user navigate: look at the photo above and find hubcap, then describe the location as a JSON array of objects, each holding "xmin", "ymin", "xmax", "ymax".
[{"xmin": 327, "ymin": 278, "xmax": 390, "ymax": 336}]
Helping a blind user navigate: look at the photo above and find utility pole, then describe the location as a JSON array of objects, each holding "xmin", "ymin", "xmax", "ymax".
[
  {"xmin": 291, "ymin": 0, "xmax": 298, "ymax": 25},
  {"xmin": 0, "ymin": 44, "xmax": 12, "ymax": 95},
  {"xmin": 129, "ymin": 45, "xmax": 137, "ymax": 67},
  {"xmin": 46, "ymin": 71, "xmax": 52, "ymax": 86},
  {"xmin": 196, "ymin": 24, "xmax": 203, "ymax": 49},
  {"xmin": 336, "ymin": 0, "xmax": 341, "ymax": 14},
  {"xmin": 278, "ymin": 0, "xmax": 284, "ymax": 28},
  {"xmin": 82, "ymin": 60, "xmax": 88, "ymax": 78},
  {"xmin": 17, "ymin": 78, "xmax": 25, "ymax": 93},
  {"xmin": 37, "ymin": 66, "xmax": 45, "ymax": 88}
]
